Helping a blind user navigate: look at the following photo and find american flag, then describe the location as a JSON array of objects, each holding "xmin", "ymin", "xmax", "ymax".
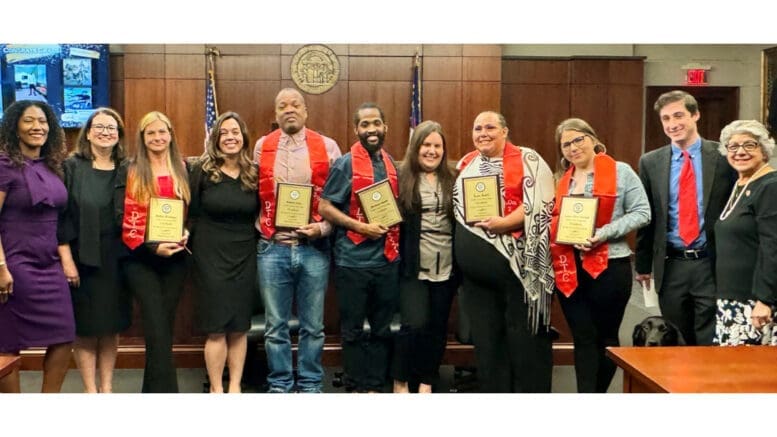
[
  {"xmin": 409, "ymin": 51, "xmax": 422, "ymax": 140},
  {"xmin": 205, "ymin": 48, "xmax": 219, "ymax": 144}
]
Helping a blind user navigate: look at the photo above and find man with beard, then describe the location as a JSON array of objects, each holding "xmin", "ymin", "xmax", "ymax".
[
  {"xmin": 254, "ymin": 88, "xmax": 341, "ymax": 393},
  {"xmin": 318, "ymin": 102, "xmax": 400, "ymax": 393}
]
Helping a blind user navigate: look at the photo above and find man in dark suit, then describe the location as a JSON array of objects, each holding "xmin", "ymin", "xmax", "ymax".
[{"xmin": 635, "ymin": 90, "xmax": 735, "ymax": 345}]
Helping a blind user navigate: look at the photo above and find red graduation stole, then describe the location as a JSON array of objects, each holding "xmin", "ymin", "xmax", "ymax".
[
  {"xmin": 258, "ymin": 129, "xmax": 330, "ymax": 238},
  {"xmin": 458, "ymin": 142, "xmax": 524, "ymax": 239},
  {"xmin": 550, "ymin": 153, "xmax": 617, "ymax": 297},
  {"xmin": 346, "ymin": 142, "xmax": 399, "ymax": 262},
  {"xmin": 122, "ymin": 172, "xmax": 176, "ymax": 250}
]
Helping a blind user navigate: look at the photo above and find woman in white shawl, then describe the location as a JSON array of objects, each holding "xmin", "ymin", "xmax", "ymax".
[{"xmin": 453, "ymin": 111, "xmax": 556, "ymax": 392}]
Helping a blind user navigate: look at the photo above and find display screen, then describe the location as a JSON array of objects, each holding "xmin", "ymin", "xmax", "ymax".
[{"xmin": 0, "ymin": 44, "xmax": 110, "ymax": 128}]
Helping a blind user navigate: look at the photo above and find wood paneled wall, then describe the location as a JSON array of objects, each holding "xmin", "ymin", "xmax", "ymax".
[
  {"xmin": 501, "ymin": 57, "xmax": 645, "ymax": 172},
  {"xmin": 101, "ymin": 44, "xmax": 501, "ymax": 162}
]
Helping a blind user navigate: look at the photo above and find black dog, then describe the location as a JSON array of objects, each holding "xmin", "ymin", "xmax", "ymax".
[{"xmin": 632, "ymin": 316, "xmax": 686, "ymax": 346}]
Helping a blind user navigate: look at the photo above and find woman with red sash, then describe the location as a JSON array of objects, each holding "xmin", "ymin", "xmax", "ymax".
[
  {"xmin": 453, "ymin": 111, "xmax": 556, "ymax": 392},
  {"xmin": 549, "ymin": 118, "xmax": 650, "ymax": 393},
  {"xmin": 115, "ymin": 111, "xmax": 191, "ymax": 393}
]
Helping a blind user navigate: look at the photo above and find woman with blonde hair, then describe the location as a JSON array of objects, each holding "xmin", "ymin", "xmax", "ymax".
[
  {"xmin": 189, "ymin": 112, "xmax": 258, "ymax": 392},
  {"xmin": 115, "ymin": 111, "xmax": 190, "ymax": 393},
  {"xmin": 59, "ymin": 107, "xmax": 131, "ymax": 393}
]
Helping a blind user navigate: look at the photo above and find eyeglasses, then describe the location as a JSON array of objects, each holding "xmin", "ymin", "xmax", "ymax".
[
  {"xmin": 560, "ymin": 135, "xmax": 588, "ymax": 149},
  {"xmin": 725, "ymin": 141, "xmax": 759, "ymax": 153},
  {"xmin": 91, "ymin": 124, "xmax": 118, "ymax": 133}
]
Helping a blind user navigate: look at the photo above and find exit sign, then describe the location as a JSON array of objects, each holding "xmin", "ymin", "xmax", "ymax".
[
  {"xmin": 686, "ymin": 69, "xmax": 707, "ymax": 86},
  {"xmin": 682, "ymin": 63, "xmax": 711, "ymax": 86}
]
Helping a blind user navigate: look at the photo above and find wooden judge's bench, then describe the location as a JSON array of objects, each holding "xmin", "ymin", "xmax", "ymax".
[{"xmin": 607, "ymin": 346, "xmax": 777, "ymax": 393}]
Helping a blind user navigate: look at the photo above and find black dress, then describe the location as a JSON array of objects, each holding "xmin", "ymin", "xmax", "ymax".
[
  {"xmin": 189, "ymin": 164, "xmax": 258, "ymax": 334},
  {"xmin": 61, "ymin": 156, "xmax": 130, "ymax": 337}
]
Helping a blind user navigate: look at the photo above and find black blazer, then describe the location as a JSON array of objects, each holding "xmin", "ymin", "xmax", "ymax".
[
  {"xmin": 635, "ymin": 138, "xmax": 736, "ymax": 292},
  {"xmin": 58, "ymin": 155, "xmax": 123, "ymax": 267}
]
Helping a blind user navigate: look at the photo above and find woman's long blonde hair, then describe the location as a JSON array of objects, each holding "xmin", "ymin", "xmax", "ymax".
[{"xmin": 127, "ymin": 111, "xmax": 190, "ymax": 204}]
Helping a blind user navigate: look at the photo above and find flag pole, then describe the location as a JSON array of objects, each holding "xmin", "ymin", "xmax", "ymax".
[
  {"xmin": 204, "ymin": 47, "xmax": 221, "ymax": 151},
  {"xmin": 409, "ymin": 49, "xmax": 422, "ymax": 143},
  {"xmin": 207, "ymin": 47, "xmax": 220, "ymax": 116}
]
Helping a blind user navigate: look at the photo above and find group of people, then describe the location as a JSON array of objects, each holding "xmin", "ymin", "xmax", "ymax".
[{"xmin": 0, "ymin": 87, "xmax": 775, "ymax": 394}]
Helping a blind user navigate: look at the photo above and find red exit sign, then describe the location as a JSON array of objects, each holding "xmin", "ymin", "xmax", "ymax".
[{"xmin": 685, "ymin": 69, "xmax": 708, "ymax": 86}]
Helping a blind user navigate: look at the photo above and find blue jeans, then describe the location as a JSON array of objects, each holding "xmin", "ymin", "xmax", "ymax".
[{"xmin": 257, "ymin": 239, "xmax": 329, "ymax": 392}]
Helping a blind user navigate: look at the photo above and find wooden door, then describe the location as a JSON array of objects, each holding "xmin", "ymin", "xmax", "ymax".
[{"xmin": 644, "ymin": 86, "xmax": 739, "ymax": 153}]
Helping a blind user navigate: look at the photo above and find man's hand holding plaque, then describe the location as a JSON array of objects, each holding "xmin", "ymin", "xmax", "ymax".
[
  {"xmin": 461, "ymin": 175, "xmax": 501, "ymax": 225},
  {"xmin": 555, "ymin": 196, "xmax": 599, "ymax": 246},
  {"xmin": 275, "ymin": 182, "xmax": 313, "ymax": 230},
  {"xmin": 356, "ymin": 179, "xmax": 402, "ymax": 228}
]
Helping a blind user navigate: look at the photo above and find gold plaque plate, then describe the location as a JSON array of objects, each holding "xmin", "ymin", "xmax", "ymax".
[
  {"xmin": 461, "ymin": 175, "xmax": 501, "ymax": 224},
  {"xmin": 555, "ymin": 196, "xmax": 599, "ymax": 245},
  {"xmin": 146, "ymin": 197, "xmax": 185, "ymax": 243},
  {"xmin": 274, "ymin": 182, "xmax": 313, "ymax": 230},
  {"xmin": 355, "ymin": 179, "xmax": 403, "ymax": 228}
]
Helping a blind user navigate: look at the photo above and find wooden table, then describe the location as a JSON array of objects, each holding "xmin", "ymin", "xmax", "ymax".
[
  {"xmin": 606, "ymin": 346, "xmax": 777, "ymax": 393},
  {"xmin": 0, "ymin": 355, "xmax": 20, "ymax": 379}
]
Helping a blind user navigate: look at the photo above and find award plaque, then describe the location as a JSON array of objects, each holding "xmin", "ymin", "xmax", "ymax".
[
  {"xmin": 275, "ymin": 182, "xmax": 313, "ymax": 229},
  {"xmin": 555, "ymin": 196, "xmax": 599, "ymax": 245},
  {"xmin": 356, "ymin": 179, "xmax": 403, "ymax": 227},
  {"xmin": 146, "ymin": 197, "xmax": 185, "ymax": 243},
  {"xmin": 461, "ymin": 175, "xmax": 501, "ymax": 224}
]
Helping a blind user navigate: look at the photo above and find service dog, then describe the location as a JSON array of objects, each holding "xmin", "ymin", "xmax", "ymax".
[{"xmin": 632, "ymin": 316, "xmax": 686, "ymax": 346}]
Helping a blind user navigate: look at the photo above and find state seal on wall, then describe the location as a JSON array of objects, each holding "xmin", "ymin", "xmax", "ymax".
[{"xmin": 290, "ymin": 44, "xmax": 340, "ymax": 95}]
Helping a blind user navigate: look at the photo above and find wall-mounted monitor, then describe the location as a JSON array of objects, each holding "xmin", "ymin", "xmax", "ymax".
[{"xmin": 0, "ymin": 44, "xmax": 110, "ymax": 128}]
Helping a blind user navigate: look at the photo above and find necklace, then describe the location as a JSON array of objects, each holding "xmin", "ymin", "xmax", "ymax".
[{"xmin": 719, "ymin": 164, "xmax": 772, "ymax": 220}]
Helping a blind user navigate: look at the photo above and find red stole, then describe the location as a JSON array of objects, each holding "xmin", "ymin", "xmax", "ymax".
[
  {"xmin": 458, "ymin": 142, "xmax": 525, "ymax": 239},
  {"xmin": 122, "ymin": 172, "xmax": 176, "ymax": 250},
  {"xmin": 346, "ymin": 142, "xmax": 399, "ymax": 262},
  {"xmin": 550, "ymin": 153, "xmax": 617, "ymax": 297},
  {"xmin": 258, "ymin": 129, "xmax": 330, "ymax": 238}
]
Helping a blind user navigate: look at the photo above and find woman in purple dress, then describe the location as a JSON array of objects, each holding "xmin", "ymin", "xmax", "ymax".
[{"xmin": 0, "ymin": 100, "xmax": 75, "ymax": 393}]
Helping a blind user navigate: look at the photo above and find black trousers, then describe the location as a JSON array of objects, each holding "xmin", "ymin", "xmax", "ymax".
[
  {"xmin": 391, "ymin": 276, "xmax": 457, "ymax": 385},
  {"xmin": 557, "ymin": 256, "xmax": 632, "ymax": 393},
  {"xmin": 455, "ymin": 226, "xmax": 553, "ymax": 393},
  {"xmin": 334, "ymin": 263, "xmax": 399, "ymax": 392},
  {"xmin": 658, "ymin": 257, "xmax": 716, "ymax": 345},
  {"xmin": 123, "ymin": 254, "xmax": 186, "ymax": 393}
]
